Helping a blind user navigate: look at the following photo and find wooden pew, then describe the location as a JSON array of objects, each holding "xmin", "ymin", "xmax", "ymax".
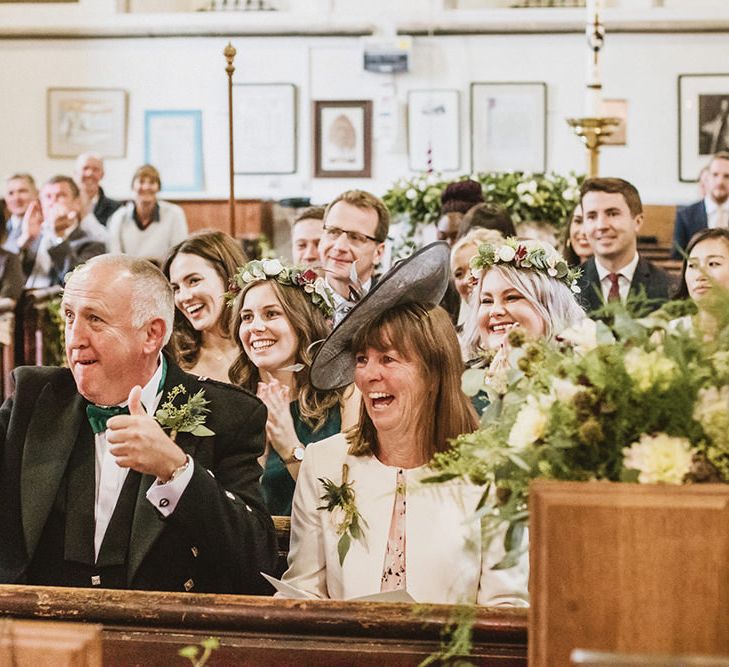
[
  {"xmin": 0, "ymin": 305, "xmax": 15, "ymax": 400},
  {"xmin": 0, "ymin": 585, "xmax": 528, "ymax": 666},
  {"xmin": 17, "ymin": 286, "xmax": 64, "ymax": 368}
]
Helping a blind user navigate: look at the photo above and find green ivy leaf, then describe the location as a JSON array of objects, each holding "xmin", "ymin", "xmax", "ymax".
[{"xmin": 337, "ymin": 532, "xmax": 351, "ymax": 566}]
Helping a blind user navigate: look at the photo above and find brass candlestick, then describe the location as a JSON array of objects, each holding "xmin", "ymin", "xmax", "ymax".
[
  {"xmin": 224, "ymin": 42, "xmax": 237, "ymax": 237},
  {"xmin": 566, "ymin": 116, "xmax": 621, "ymax": 178}
]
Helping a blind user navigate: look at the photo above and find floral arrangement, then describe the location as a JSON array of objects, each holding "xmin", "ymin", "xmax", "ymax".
[
  {"xmin": 381, "ymin": 171, "xmax": 583, "ymax": 256},
  {"xmin": 427, "ymin": 296, "xmax": 729, "ymax": 567},
  {"xmin": 228, "ymin": 258, "xmax": 334, "ymax": 319},
  {"xmin": 470, "ymin": 238, "xmax": 582, "ymax": 293}
]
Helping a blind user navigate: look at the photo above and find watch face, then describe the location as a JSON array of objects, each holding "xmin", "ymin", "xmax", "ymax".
[{"xmin": 294, "ymin": 446, "xmax": 305, "ymax": 461}]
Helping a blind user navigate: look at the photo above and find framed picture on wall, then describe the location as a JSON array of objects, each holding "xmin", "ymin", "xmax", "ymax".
[
  {"xmin": 47, "ymin": 87, "xmax": 128, "ymax": 158},
  {"xmin": 313, "ymin": 100, "xmax": 372, "ymax": 178},
  {"xmin": 407, "ymin": 89, "xmax": 460, "ymax": 172},
  {"xmin": 233, "ymin": 83, "xmax": 297, "ymax": 174},
  {"xmin": 144, "ymin": 110, "xmax": 204, "ymax": 192},
  {"xmin": 679, "ymin": 73, "xmax": 729, "ymax": 182},
  {"xmin": 470, "ymin": 82, "xmax": 546, "ymax": 173}
]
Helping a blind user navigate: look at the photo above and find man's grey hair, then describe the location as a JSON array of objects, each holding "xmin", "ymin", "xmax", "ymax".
[
  {"xmin": 75, "ymin": 152, "xmax": 104, "ymax": 171},
  {"xmin": 66, "ymin": 254, "xmax": 174, "ymax": 345}
]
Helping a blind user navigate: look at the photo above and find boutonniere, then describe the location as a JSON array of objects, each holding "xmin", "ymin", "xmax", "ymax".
[
  {"xmin": 317, "ymin": 463, "xmax": 368, "ymax": 565},
  {"xmin": 155, "ymin": 385, "xmax": 215, "ymax": 441}
]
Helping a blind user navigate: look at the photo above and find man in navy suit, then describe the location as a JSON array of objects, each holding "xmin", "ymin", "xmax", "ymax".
[
  {"xmin": 577, "ymin": 177, "xmax": 676, "ymax": 316},
  {"xmin": 672, "ymin": 152, "xmax": 729, "ymax": 258},
  {"xmin": 74, "ymin": 153, "xmax": 122, "ymax": 226}
]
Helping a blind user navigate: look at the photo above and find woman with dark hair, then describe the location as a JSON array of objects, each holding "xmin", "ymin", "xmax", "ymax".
[
  {"xmin": 672, "ymin": 227, "xmax": 729, "ymax": 335},
  {"xmin": 458, "ymin": 202, "xmax": 516, "ymax": 241},
  {"xmin": 164, "ymin": 231, "xmax": 246, "ymax": 382},
  {"xmin": 559, "ymin": 204, "xmax": 592, "ymax": 268},
  {"xmin": 281, "ymin": 243, "xmax": 529, "ymax": 605},
  {"xmin": 229, "ymin": 260, "xmax": 358, "ymax": 515}
]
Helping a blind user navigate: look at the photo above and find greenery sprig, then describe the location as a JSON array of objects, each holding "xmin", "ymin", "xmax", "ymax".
[
  {"xmin": 155, "ymin": 384, "xmax": 215, "ymax": 441},
  {"xmin": 317, "ymin": 463, "xmax": 368, "ymax": 565}
]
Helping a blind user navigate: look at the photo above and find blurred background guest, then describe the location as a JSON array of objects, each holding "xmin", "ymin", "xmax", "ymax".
[
  {"xmin": 560, "ymin": 204, "xmax": 593, "ymax": 268},
  {"xmin": 291, "ymin": 206, "xmax": 325, "ymax": 266},
  {"xmin": 451, "ymin": 228, "xmax": 505, "ymax": 336},
  {"xmin": 107, "ymin": 164, "xmax": 188, "ymax": 264},
  {"xmin": 3, "ymin": 173, "xmax": 38, "ymax": 254},
  {"xmin": 434, "ymin": 211, "xmax": 462, "ymax": 247},
  {"xmin": 229, "ymin": 260, "xmax": 358, "ymax": 515},
  {"xmin": 164, "ymin": 231, "xmax": 246, "ymax": 382},
  {"xmin": 459, "ymin": 202, "xmax": 516, "ymax": 241},
  {"xmin": 439, "ymin": 179, "xmax": 484, "ymax": 222},
  {"xmin": 284, "ymin": 243, "xmax": 529, "ymax": 605},
  {"xmin": 673, "ymin": 228, "xmax": 729, "ymax": 336},
  {"xmin": 74, "ymin": 152, "xmax": 121, "ymax": 226}
]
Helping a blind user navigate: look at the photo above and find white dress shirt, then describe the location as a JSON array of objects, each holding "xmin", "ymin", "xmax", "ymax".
[
  {"xmin": 705, "ymin": 195, "xmax": 729, "ymax": 230},
  {"xmin": 93, "ymin": 358, "xmax": 194, "ymax": 560},
  {"xmin": 595, "ymin": 253, "xmax": 640, "ymax": 304}
]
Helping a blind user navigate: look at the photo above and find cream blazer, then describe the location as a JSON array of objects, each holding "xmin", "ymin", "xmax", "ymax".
[{"xmin": 282, "ymin": 434, "xmax": 529, "ymax": 606}]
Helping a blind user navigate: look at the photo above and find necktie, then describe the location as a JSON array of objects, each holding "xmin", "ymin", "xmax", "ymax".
[
  {"xmin": 86, "ymin": 404, "xmax": 129, "ymax": 434},
  {"xmin": 607, "ymin": 273, "xmax": 621, "ymax": 303}
]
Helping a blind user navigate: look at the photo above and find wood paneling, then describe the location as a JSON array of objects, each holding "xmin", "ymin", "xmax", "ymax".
[
  {"xmin": 172, "ymin": 198, "xmax": 274, "ymax": 240},
  {"xmin": 529, "ymin": 481, "xmax": 729, "ymax": 666}
]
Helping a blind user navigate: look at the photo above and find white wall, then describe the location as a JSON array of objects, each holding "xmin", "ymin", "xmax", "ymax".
[{"xmin": 0, "ymin": 28, "xmax": 723, "ymax": 206}]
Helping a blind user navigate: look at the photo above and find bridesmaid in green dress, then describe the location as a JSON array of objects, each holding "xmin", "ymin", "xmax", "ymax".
[{"xmin": 228, "ymin": 260, "xmax": 358, "ymax": 515}]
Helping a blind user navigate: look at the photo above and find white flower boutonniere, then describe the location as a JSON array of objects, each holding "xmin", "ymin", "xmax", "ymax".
[
  {"xmin": 155, "ymin": 385, "xmax": 215, "ymax": 441},
  {"xmin": 317, "ymin": 463, "xmax": 368, "ymax": 565}
]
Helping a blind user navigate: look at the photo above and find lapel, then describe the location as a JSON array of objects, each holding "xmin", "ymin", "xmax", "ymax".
[
  {"xmin": 628, "ymin": 255, "xmax": 651, "ymax": 298},
  {"xmin": 337, "ymin": 454, "xmax": 396, "ymax": 598},
  {"xmin": 127, "ymin": 360, "xmax": 202, "ymax": 584},
  {"xmin": 21, "ymin": 372, "xmax": 85, "ymax": 560},
  {"xmin": 579, "ymin": 258, "xmax": 603, "ymax": 312}
]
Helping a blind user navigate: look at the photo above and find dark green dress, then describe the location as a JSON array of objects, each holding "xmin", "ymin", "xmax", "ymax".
[{"xmin": 261, "ymin": 400, "xmax": 341, "ymax": 516}]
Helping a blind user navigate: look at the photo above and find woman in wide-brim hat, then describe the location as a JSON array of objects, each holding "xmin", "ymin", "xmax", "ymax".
[{"xmin": 280, "ymin": 242, "xmax": 530, "ymax": 605}]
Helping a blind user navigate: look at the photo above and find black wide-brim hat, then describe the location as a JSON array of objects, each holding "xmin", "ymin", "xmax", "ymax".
[{"xmin": 310, "ymin": 242, "xmax": 451, "ymax": 391}]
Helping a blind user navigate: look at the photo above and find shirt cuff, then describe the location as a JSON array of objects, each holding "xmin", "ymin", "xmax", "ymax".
[{"xmin": 146, "ymin": 456, "xmax": 194, "ymax": 517}]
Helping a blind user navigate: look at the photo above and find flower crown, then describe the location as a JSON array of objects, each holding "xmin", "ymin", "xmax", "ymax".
[
  {"xmin": 228, "ymin": 259, "xmax": 335, "ymax": 319},
  {"xmin": 470, "ymin": 237, "xmax": 582, "ymax": 293}
]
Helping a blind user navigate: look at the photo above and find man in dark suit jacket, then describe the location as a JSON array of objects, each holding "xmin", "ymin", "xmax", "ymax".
[
  {"xmin": 672, "ymin": 152, "xmax": 729, "ymax": 258},
  {"xmin": 21, "ymin": 175, "xmax": 106, "ymax": 287},
  {"xmin": 0, "ymin": 255, "xmax": 276, "ymax": 593},
  {"xmin": 75, "ymin": 153, "xmax": 122, "ymax": 226},
  {"xmin": 578, "ymin": 177, "xmax": 676, "ymax": 316}
]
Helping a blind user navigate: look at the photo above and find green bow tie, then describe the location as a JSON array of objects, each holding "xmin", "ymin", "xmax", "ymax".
[{"xmin": 86, "ymin": 404, "xmax": 129, "ymax": 434}]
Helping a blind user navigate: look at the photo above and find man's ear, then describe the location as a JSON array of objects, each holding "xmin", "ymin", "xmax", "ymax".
[
  {"xmin": 633, "ymin": 212, "xmax": 645, "ymax": 233},
  {"xmin": 143, "ymin": 318, "xmax": 167, "ymax": 354},
  {"xmin": 373, "ymin": 242, "xmax": 385, "ymax": 266}
]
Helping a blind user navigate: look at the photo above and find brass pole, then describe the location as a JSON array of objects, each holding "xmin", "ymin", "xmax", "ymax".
[
  {"xmin": 566, "ymin": 117, "xmax": 621, "ymax": 178},
  {"xmin": 224, "ymin": 42, "xmax": 237, "ymax": 237}
]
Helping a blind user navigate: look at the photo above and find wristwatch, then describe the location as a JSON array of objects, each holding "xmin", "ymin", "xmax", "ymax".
[{"xmin": 286, "ymin": 446, "xmax": 305, "ymax": 464}]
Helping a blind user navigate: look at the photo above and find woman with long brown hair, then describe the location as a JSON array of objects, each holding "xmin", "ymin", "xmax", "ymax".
[
  {"xmin": 229, "ymin": 260, "xmax": 358, "ymax": 515},
  {"xmin": 163, "ymin": 231, "xmax": 246, "ymax": 382}
]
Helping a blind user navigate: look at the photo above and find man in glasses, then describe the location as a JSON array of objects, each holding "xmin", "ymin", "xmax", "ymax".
[{"xmin": 319, "ymin": 190, "xmax": 389, "ymax": 324}]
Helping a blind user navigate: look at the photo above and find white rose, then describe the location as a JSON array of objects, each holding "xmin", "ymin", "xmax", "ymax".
[
  {"xmin": 527, "ymin": 180, "xmax": 538, "ymax": 194},
  {"xmin": 406, "ymin": 188, "xmax": 418, "ymax": 200},
  {"xmin": 507, "ymin": 396, "xmax": 551, "ymax": 451},
  {"xmin": 498, "ymin": 245, "xmax": 516, "ymax": 262},
  {"xmin": 241, "ymin": 271, "xmax": 254, "ymax": 283},
  {"xmin": 551, "ymin": 377, "xmax": 580, "ymax": 402},
  {"xmin": 622, "ymin": 433, "xmax": 695, "ymax": 485},
  {"xmin": 262, "ymin": 258, "xmax": 283, "ymax": 276},
  {"xmin": 521, "ymin": 193, "xmax": 535, "ymax": 207}
]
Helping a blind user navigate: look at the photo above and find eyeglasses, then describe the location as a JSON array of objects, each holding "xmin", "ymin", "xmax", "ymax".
[{"xmin": 322, "ymin": 225, "xmax": 379, "ymax": 246}]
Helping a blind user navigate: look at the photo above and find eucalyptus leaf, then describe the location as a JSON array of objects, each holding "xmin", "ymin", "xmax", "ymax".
[
  {"xmin": 338, "ymin": 532, "xmax": 351, "ymax": 565},
  {"xmin": 190, "ymin": 425, "xmax": 215, "ymax": 437}
]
